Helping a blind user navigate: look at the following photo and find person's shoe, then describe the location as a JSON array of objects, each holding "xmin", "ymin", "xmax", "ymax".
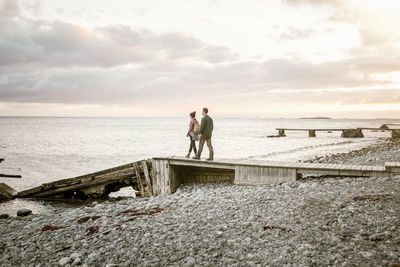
[
  {"xmin": 192, "ymin": 156, "xmax": 200, "ymax": 160},
  {"xmin": 185, "ymin": 154, "xmax": 190, "ymax": 158},
  {"xmin": 206, "ymin": 158, "xmax": 213, "ymax": 161}
]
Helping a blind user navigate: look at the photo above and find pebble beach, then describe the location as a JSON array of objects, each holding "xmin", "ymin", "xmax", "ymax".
[{"xmin": 1, "ymin": 139, "xmax": 400, "ymax": 266}]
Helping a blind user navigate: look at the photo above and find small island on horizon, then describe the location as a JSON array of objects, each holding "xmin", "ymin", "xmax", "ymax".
[{"xmin": 299, "ymin": 116, "xmax": 332, "ymax": 119}]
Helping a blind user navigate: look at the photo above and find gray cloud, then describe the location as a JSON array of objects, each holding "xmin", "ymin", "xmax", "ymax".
[
  {"xmin": 0, "ymin": 5, "xmax": 237, "ymax": 68},
  {"xmin": 0, "ymin": 0, "xmax": 19, "ymax": 18},
  {"xmin": 0, "ymin": 55, "xmax": 395, "ymax": 107},
  {"xmin": 1, "ymin": 0, "xmax": 400, "ymax": 111}
]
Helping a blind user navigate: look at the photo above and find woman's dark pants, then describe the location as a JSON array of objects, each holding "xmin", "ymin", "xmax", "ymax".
[{"xmin": 188, "ymin": 137, "xmax": 197, "ymax": 154}]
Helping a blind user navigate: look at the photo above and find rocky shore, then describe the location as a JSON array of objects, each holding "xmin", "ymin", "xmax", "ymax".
[
  {"xmin": 1, "ymin": 139, "xmax": 400, "ymax": 266},
  {"xmin": 305, "ymin": 138, "xmax": 400, "ymax": 165}
]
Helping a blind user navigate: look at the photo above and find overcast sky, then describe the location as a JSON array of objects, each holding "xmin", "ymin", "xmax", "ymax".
[{"xmin": 0, "ymin": 0, "xmax": 399, "ymax": 118}]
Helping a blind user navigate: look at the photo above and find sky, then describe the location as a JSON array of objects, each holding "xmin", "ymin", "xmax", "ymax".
[{"xmin": 0, "ymin": 0, "xmax": 399, "ymax": 118}]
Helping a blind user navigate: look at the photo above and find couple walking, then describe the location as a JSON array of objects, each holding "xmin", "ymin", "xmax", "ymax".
[{"xmin": 186, "ymin": 107, "xmax": 214, "ymax": 161}]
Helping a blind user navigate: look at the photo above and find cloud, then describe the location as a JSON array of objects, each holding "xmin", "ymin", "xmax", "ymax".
[
  {"xmin": 282, "ymin": 0, "xmax": 343, "ymax": 6},
  {"xmin": 1, "ymin": 0, "xmax": 400, "ymax": 116},
  {"xmin": 0, "ymin": 0, "xmax": 19, "ymax": 18},
  {"xmin": 0, "ymin": 10, "xmax": 237, "ymax": 68},
  {"xmin": 279, "ymin": 28, "xmax": 315, "ymax": 40},
  {"xmin": 0, "ymin": 54, "xmax": 395, "ymax": 108}
]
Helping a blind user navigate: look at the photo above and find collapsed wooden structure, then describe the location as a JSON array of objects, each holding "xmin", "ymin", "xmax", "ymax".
[
  {"xmin": 8, "ymin": 157, "xmax": 400, "ymax": 201},
  {"xmin": 17, "ymin": 160, "xmax": 154, "ymax": 200}
]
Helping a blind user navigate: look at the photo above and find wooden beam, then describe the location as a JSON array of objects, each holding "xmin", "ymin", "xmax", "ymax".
[
  {"xmin": 134, "ymin": 162, "xmax": 145, "ymax": 197},
  {"xmin": 142, "ymin": 160, "xmax": 153, "ymax": 197},
  {"xmin": 25, "ymin": 173, "xmax": 137, "ymax": 198},
  {"xmin": 0, "ymin": 174, "xmax": 22, "ymax": 178},
  {"xmin": 276, "ymin": 128, "xmax": 350, "ymax": 131}
]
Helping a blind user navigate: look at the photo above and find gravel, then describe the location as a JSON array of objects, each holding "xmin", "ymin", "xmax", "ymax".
[{"xmin": 1, "ymin": 140, "xmax": 400, "ymax": 266}]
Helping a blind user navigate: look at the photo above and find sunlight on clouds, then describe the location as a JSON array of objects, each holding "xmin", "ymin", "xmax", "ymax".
[{"xmin": 3, "ymin": 0, "xmax": 400, "ymax": 118}]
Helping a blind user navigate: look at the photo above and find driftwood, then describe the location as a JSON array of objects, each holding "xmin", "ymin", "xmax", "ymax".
[
  {"xmin": 0, "ymin": 174, "xmax": 22, "ymax": 178},
  {"xmin": 0, "ymin": 183, "xmax": 17, "ymax": 200}
]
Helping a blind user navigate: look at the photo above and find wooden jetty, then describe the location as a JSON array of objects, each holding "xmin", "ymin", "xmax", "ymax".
[
  {"xmin": 13, "ymin": 157, "xmax": 400, "ymax": 200},
  {"xmin": 275, "ymin": 127, "xmax": 400, "ymax": 138}
]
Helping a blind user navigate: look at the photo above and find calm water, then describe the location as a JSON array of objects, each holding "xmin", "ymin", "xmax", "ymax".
[{"xmin": 0, "ymin": 117, "xmax": 397, "ymax": 214}]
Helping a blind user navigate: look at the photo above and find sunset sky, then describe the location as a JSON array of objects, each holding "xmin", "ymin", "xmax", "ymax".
[{"xmin": 0, "ymin": 0, "xmax": 399, "ymax": 118}]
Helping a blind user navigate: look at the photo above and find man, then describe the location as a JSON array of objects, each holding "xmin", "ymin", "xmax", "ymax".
[{"xmin": 193, "ymin": 107, "xmax": 214, "ymax": 161}]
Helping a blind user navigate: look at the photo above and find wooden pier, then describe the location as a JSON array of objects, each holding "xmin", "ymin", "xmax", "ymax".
[
  {"xmin": 275, "ymin": 127, "xmax": 400, "ymax": 138},
  {"xmin": 9, "ymin": 157, "xmax": 400, "ymax": 200},
  {"xmin": 153, "ymin": 157, "xmax": 400, "ymax": 194}
]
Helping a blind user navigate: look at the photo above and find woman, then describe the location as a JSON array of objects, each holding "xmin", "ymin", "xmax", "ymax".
[{"xmin": 186, "ymin": 111, "xmax": 199, "ymax": 158}]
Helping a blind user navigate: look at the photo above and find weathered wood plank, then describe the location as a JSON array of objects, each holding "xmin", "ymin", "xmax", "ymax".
[
  {"xmin": 141, "ymin": 160, "xmax": 153, "ymax": 197},
  {"xmin": 0, "ymin": 174, "xmax": 22, "ymax": 178},
  {"xmin": 134, "ymin": 162, "xmax": 145, "ymax": 197},
  {"xmin": 25, "ymin": 173, "xmax": 137, "ymax": 198},
  {"xmin": 0, "ymin": 183, "xmax": 17, "ymax": 200}
]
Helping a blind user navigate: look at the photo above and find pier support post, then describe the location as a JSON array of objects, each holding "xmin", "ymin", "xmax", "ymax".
[
  {"xmin": 278, "ymin": 129, "xmax": 286, "ymax": 137},
  {"xmin": 341, "ymin": 129, "xmax": 364, "ymax": 138},
  {"xmin": 392, "ymin": 130, "xmax": 400, "ymax": 139},
  {"xmin": 308, "ymin": 130, "xmax": 316, "ymax": 137}
]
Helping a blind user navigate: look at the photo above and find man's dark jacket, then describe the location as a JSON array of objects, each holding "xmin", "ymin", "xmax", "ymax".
[{"xmin": 199, "ymin": 115, "xmax": 213, "ymax": 139}]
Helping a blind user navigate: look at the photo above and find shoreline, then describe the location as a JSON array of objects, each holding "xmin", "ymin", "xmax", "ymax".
[
  {"xmin": 305, "ymin": 138, "xmax": 400, "ymax": 165},
  {"xmin": 1, "ymin": 139, "xmax": 400, "ymax": 266}
]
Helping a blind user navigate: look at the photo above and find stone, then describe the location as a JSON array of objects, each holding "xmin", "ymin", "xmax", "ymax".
[
  {"xmin": 0, "ymin": 214, "xmax": 10, "ymax": 219},
  {"xmin": 59, "ymin": 257, "xmax": 71, "ymax": 266},
  {"xmin": 299, "ymin": 183, "xmax": 308, "ymax": 189},
  {"xmin": 17, "ymin": 208, "xmax": 32, "ymax": 217},
  {"xmin": 184, "ymin": 256, "xmax": 196, "ymax": 267},
  {"xmin": 72, "ymin": 258, "xmax": 81, "ymax": 266},
  {"xmin": 70, "ymin": 253, "xmax": 81, "ymax": 261}
]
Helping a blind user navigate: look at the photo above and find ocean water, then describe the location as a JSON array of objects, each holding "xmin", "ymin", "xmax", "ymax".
[{"xmin": 0, "ymin": 117, "xmax": 397, "ymax": 214}]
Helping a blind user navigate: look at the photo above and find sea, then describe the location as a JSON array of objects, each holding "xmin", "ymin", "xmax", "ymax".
[{"xmin": 0, "ymin": 117, "xmax": 398, "ymax": 214}]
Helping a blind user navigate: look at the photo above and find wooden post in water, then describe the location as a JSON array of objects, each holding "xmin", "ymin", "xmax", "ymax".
[
  {"xmin": 278, "ymin": 129, "xmax": 286, "ymax": 137},
  {"xmin": 392, "ymin": 129, "xmax": 400, "ymax": 139},
  {"xmin": 308, "ymin": 130, "xmax": 316, "ymax": 137}
]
